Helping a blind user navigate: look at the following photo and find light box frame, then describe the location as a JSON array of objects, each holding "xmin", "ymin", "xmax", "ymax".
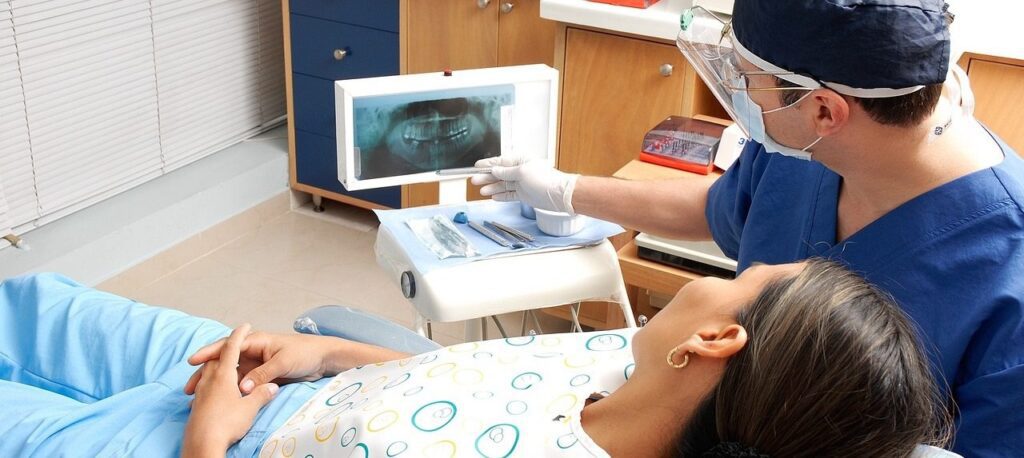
[{"xmin": 335, "ymin": 64, "xmax": 559, "ymax": 191}]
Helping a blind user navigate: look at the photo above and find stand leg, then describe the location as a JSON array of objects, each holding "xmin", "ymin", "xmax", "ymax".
[
  {"xmin": 490, "ymin": 315, "xmax": 508, "ymax": 338},
  {"xmin": 570, "ymin": 303, "xmax": 583, "ymax": 333},
  {"xmin": 414, "ymin": 313, "xmax": 429, "ymax": 338},
  {"xmin": 613, "ymin": 282, "xmax": 637, "ymax": 328},
  {"xmin": 312, "ymin": 194, "xmax": 325, "ymax": 213},
  {"xmin": 530, "ymin": 310, "xmax": 544, "ymax": 335},
  {"xmin": 464, "ymin": 318, "xmax": 483, "ymax": 342}
]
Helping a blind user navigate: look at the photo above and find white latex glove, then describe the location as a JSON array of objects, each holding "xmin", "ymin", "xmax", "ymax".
[{"xmin": 470, "ymin": 156, "xmax": 580, "ymax": 215}]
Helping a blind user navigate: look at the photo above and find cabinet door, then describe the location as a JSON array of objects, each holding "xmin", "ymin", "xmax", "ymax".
[
  {"xmin": 497, "ymin": 0, "xmax": 557, "ymax": 67},
  {"xmin": 559, "ymin": 28, "xmax": 687, "ymax": 176},
  {"xmin": 406, "ymin": 0, "xmax": 498, "ymax": 73},
  {"xmin": 967, "ymin": 58, "xmax": 1024, "ymax": 154}
]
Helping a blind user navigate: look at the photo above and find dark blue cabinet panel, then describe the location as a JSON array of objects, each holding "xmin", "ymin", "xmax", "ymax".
[
  {"xmin": 290, "ymin": 0, "xmax": 399, "ymax": 33},
  {"xmin": 290, "ymin": 14, "xmax": 399, "ymax": 81},
  {"xmin": 292, "ymin": 73, "xmax": 336, "ymax": 138},
  {"xmin": 295, "ymin": 129, "xmax": 401, "ymax": 208},
  {"xmin": 290, "ymin": 4, "xmax": 400, "ymax": 208}
]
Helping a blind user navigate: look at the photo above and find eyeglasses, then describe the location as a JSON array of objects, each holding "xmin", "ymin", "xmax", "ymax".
[{"xmin": 680, "ymin": 6, "xmax": 817, "ymax": 94}]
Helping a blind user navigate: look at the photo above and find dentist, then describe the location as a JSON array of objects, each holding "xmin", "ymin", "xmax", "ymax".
[{"xmin": 472, "ymin": 1, "xmax": 1023, "ymax": 455}]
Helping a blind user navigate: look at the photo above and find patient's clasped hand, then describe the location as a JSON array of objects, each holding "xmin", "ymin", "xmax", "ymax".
[{"xmin": 0, "ymin": 260, "xmax": 950, "ymax": 457}]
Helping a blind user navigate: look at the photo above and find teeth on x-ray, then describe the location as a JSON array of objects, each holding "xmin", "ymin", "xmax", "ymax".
[
  {"xmin": 353, "ymin": 85, "xmax": 513, "ymax": 180},
  {"xmin": 402, "ymin": 117, "xmax": 470, "ymax": 143}
]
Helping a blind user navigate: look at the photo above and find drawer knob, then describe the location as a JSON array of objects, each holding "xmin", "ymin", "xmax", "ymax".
[
  {"xmin": 477, "ymin": 0, "xmax": 490, "ymax": 8},
  {"xmin": 500, "ymin": 2, "xmax": 514, "ymax": 13},
  {"xmin": 659, "ymin": 63, "xmax": 673, "ymax": 77},
  {"xmin": 333, "ymin": 49, "xmax": 349, "ymax": 61}
]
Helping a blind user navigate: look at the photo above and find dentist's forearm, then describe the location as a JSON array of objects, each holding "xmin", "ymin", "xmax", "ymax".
[{"xmin": 571, "ymin": 175, "xmax": 716, "ymax": 240}]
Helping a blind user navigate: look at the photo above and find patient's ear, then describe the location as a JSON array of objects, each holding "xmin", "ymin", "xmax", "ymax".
[{"xmin": 682, "ymin": 324, "xmax": 748, "ymax": 360}]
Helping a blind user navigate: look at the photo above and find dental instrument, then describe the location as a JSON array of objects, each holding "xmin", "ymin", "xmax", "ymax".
[
  {"xmin": 436, "ymin": 167, "xmax": 493, "ymax": 176},
  {"xmin": 467, "ymin": 220, "xmax": 524, "ymax": 249},
  {"xmin": 485, "ymin": 220, "xmax": 535, "ymax": 242}
]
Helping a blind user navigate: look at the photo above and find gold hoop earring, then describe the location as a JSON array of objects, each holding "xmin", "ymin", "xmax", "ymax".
[{"xmin": 666, "ymin": 344, "xmax": 691, "ymax": 369}]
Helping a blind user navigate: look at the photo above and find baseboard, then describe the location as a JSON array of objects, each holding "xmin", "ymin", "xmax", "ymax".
[{"xmin": 0, "ymin": 127, "xmax": 290, "ymax": 286}]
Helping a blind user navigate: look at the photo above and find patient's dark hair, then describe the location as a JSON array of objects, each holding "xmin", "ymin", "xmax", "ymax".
[{"xmin": 676, "ymin": 259, "xmax": 952, "ymax": 457}]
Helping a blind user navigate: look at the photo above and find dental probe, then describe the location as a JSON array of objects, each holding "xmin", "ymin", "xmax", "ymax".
[{"xmin": 436, "ymin": 167, "xmax": 493, "ymax": 176}]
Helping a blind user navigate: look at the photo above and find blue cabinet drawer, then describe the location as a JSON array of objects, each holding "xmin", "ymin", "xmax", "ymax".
[
  {"xmin": 292, "ymin": 73, "xmax": 336, "ymax": 138},
  {"xmin": 290, "ymin": 0, "xmax": 399, "ymax": 33},
  {"xmin": 290, "ymin": 14, "xmax": 399, "ymax": 81},
  {"xmin": 295, "ymin": 129, "xmax": 401, "ymax": 208}
]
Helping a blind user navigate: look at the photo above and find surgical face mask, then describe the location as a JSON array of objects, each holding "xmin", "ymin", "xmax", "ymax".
[{"xmin": 731, "ymin": 80, "xmax": 822, "ymax": 161}]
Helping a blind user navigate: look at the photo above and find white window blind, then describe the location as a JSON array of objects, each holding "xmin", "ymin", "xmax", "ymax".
[
  {"xmin": 0, "ymin": 181, "xmax": 11, "ymax": 243},
  {"xmin": 0, "ymin": 0, "xmax": 284, "ymax": 243},
  {"xmin": 1, "ymin": 1, "xmax": 38, "ymax": 239}
]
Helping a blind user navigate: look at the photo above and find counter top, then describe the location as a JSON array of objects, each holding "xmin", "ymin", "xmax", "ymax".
[
  {"xmin": 541, "ymin": 0, "xmax": 1021, "ymax": 63},
  {"xmin": 540, "ymin": 0, "xmax": 691, "ymax": 42}
]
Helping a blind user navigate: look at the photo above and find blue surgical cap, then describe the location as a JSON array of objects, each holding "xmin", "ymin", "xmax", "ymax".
[{"xmin": 731, "ymin": 0, "xmax": 951, "ymax": 96}]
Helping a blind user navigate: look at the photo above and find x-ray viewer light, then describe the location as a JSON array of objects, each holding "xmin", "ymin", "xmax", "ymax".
[{"xmin": 335, "ymin": 65, "xmax": 559, "ymax": 196}]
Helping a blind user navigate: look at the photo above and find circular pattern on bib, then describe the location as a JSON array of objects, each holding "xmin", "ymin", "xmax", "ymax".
[
  {"xmin": 326, "ymin": 382, "xmax": 362, "ymax": 406},
  {"xmin": 585, "ymin": 333, "xmax": 628, "ymax": 351},
  {"xmin": 475, "ymin": 423, "xmax": 520, "ymax": 458},
  {"xmin": 412, "ymin": 400, "xmax": 457, "ymax": 432},
  {"xmin": 367, "ymin": 410, "xmax": 399, "ymax": 432},
  {"xmin": 340, "ymin": 427, "xmax": 357, "ymax": 447},
  {"xmin": 511, "ymin": 372, "xmax": 543, "ymax": 390},
  {"xmin": 386, "ymin": 441, "xmax": 408, "ymax": 456},
  {"xmin": 505, "ymin": 400, "xmax": 528, "ymax": 415},
  {"xmin": 570, "ymin": 374, "xmax": 591, "ymax": 386},
  {"xmin": 427, "ymin": 362, "xmax": 456, "ymax": 378},
  {"xmin": 504, "ymin": 336, "xmax": 534, "ymax": 346},
  {"xmin": 384, "ymin": 372, "xmax": 411, "ymax": 390},
  {"xmin": 422, "ymin": 439, "xmax": 457, "ymax": 457},
  {"xmin": 557, "ymin": 433, "xmax": 579, "ymax": 449}
]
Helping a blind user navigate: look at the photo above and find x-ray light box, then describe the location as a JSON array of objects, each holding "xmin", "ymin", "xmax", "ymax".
[{"xmin": 336, "ymin": 64, "xmax": 559, "ymax": 191}]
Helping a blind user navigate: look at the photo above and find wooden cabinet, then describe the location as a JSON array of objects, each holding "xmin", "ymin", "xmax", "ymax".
[
  {"xmin": 544, "ymin": 25, "xmax": 726, "ymax": 330},
  {"xmin": 557, "ymin": 26, "xmax": 727, "ymax": 178},
  {"xmin": 959, "ymin": 53, "xmax": 1024, "ymax": 154},
  {"xmin": 284, "ymin": 0, "xmax": 402, "ymax": 210},
  {"xmin": 402, "ymin": 0, "xmax": 558, "ymax": 207}
]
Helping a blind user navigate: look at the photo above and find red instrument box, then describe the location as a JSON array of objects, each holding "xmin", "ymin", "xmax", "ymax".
[
  {"xmin": 588, "ymin": 0, "xmax": 662, "ymax": 8},
  {"xmin": 639, "ymin": 116, "xmax": 726, "ymax": 175}
]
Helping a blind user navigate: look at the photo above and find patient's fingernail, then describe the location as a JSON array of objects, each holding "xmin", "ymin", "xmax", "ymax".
[
  {"xmin": 268, "ymin": 384, "xmax": 279, "ymax": 396},
  {"xmin": 241, "ymin": 379, "xmax": 255, "ymax": 392}
]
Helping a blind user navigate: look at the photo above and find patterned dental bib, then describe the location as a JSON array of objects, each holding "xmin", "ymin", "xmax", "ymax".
[{"xmin": 259, "ymin": 329, "xmax": 639, "ymax": 457}]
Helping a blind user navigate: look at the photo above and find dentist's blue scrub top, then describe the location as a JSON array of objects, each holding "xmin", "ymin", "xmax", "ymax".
[{"xmin": 706, "ymin": 135, "xmax": 1024, "ymax": 457}]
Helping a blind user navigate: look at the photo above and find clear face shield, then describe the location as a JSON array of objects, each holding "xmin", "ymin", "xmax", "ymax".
[{"xmin": 676, "ymin": 7, "xmax": 819, "ymax": 137}]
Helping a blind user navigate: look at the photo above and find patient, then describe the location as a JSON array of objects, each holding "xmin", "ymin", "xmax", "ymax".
[{"xmin": 0, "ymin": 259, "xmax": 950, "ymax": 457}]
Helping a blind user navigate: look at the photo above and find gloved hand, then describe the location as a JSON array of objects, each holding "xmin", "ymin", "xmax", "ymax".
[{"xmin": 470, "ymin": 156, "xmax": 581, "ymax": 215}]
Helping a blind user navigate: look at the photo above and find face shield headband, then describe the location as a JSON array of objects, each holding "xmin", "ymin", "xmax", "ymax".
[{"xmin": 676, "ymin": 6, "xmax": 929, "ymax": 125}]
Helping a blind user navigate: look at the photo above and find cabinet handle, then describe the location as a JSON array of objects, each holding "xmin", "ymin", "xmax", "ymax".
[
  {"xmin": 333, "ymin": 49, "xmax": 349, "ymax": 61},
  {"xmin": 659, "ymin": 63, "xmax": 673, "ymax": 77},
  {"xmin": 477, "ymin": 0, "xmax": 490, "ymax": 8},
  {"xmin": 500, "ymin": 2, "xmax": 514, "ymax": 13}
]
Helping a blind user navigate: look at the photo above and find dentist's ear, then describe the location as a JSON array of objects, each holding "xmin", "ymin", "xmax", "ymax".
[
  {"xmin": 682, "ymin": 324, "xmax": 749, "ymax": 360},
  {"xmin": 813, "ymin": 90, "xmax": 850, "ymax": 137}
]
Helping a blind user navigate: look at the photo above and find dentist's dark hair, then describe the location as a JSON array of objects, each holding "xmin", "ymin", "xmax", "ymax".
[
  {"xmin": 776, "ymin": 76, "xmax": 943, "ymax": 128},
  {"xmin": 676, "ymin": 259, "xmax": 952, "ymax": 457}
]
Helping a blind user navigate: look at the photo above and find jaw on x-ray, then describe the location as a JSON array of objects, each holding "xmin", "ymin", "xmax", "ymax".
[{"xmin": 354, "ymin": 85, "xmax": 513, "ymax": 180}]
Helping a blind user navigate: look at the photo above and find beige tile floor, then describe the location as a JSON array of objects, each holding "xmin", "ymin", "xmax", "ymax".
[{"xmin": 98, "ymin": 194, "xmax": 572, "ymax": 346}]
